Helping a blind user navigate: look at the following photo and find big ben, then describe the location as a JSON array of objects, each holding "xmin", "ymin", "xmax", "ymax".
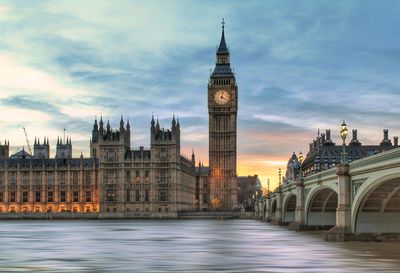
[{"xmin": 208, "ymin": 20, "xmax": 238, "ymax": 209}]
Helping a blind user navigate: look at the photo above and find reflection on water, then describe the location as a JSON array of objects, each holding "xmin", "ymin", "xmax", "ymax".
[{"xmin": 0, "ymin": 220, "xmax": 399, "ymax": 272}]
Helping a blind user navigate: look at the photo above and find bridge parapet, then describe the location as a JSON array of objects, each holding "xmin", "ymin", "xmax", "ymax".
[{"xmin": 265, "ymin": 147, "xmax": 400, "ymax": 241}]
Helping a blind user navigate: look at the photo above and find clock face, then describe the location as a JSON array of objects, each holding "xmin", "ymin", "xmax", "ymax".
[{"xmin": 214, "ymin": 90, "xmax": 230, "ymax": 105}]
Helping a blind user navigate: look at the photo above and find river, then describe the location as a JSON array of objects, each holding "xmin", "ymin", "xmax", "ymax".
[{"xmin": 0, "ymin": 220, "xmax": 399, "ymax": 272}]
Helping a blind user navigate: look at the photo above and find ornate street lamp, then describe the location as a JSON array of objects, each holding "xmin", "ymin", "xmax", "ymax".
[
  {"xmin": 298, "ymin": 151, "xmax": 304, "ymax": 178},
  {"xmin": 340, "ymin": 120, "xmax": 348, "ymax": 163},
  {"xmin": 267, "ymin": 178, "xmax": 270, "ymax": 198},
  {"xmin": 278, "ymin": 168, "xmax": 282, "ymax": 186}
]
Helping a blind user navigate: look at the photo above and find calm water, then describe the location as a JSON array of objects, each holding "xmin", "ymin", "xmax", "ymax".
[{"xmin": 0, "ymin": 220, "xmax": 400, "ymax": 273}]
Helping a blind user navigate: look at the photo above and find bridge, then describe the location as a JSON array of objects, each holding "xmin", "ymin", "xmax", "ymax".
[{"xmin": 255, "ymin": 147, "xmax": 400, "ymax": 241}]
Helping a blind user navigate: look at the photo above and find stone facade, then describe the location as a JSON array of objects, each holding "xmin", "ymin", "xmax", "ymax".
[
  {"xmin": 0, "ymin": 141, "xmax": 99, "ymax": 214},
  {"xmin": 0, "ymin": 116, "xmax": 197, "ymax": 217},
  {"xmin": 208, "ymin": 22, "xmax": 238, "ymax": 210}
]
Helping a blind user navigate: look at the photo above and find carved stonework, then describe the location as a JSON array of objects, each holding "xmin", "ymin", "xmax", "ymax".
[{"xmin": 336, "ymin": 163, "xmax": 350, "ymax": 176}]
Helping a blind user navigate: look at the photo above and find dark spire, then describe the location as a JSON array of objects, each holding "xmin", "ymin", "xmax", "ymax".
[
  {"xmin": 156, "ymin": 118, "xmax": 160, "ymax": 130},
  {"xmin": 107, "ymin": 118, "xmax": 111, "ymax": 133},
  {"xmin": 126, "ymin": 118, "xmax": 130, "ymax": 131},
  {"xmin": 120, "ymin": 115, "xmax": 124, "ymax": 129},
  {"xmin": 151, "ymin": 114, "xmax": 155, "ymax": 128},
  {"xmin": 99, "ymin": 115, "xmax": 104, "ymax": 130},
  {"xmin": 94, "ymin": 116, "xmax": 98, "ymax": 131},
  {"xmin": 172, "ymin": 115, "xmax": 176, "ymax": 127},
  {"xmin": 217, "ymin": 18, "xmax": 228, "ymax": 54},
  {"xmin": 34, "ymin": 137, "xmax": 37, "ymax": 145}
]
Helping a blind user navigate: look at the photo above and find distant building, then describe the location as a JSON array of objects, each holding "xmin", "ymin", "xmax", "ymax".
[{"xmin": 238, "ymin": 175, "xmax": 262, "ymax": 211}]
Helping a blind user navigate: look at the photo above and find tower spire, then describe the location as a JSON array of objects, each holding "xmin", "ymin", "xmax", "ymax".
[{"xmin": 217, "ymin": 18, "xmax": 228, "ymax": 55}]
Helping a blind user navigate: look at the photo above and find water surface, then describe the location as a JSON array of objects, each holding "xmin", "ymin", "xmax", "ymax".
[{"xmin": 0, "ymin": 220, "xmax": 399, "ymax": 272}]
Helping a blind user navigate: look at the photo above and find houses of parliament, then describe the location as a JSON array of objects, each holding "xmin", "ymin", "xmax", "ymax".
[{"xmin": 0, "ymin": 22, "xmax": 239, "ymax": 217}]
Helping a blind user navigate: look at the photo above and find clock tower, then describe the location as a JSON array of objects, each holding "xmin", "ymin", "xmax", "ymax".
[{"xmin": 208, "ymin": 20, "xmax": 238, "ymax": 210}]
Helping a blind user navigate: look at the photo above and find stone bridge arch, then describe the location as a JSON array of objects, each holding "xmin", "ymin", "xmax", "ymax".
[
  {"xmin": 270, "ymin": 199, "xmax": 276, "ymax": 222},
  {"xmin": 305, "ymin": 186, "xmax": 338, "ymax": 227},
  {"xmin": 283, "ymin": 193, "xmax": 296, "ymax": 224},
  {"xmin": 352, "ymin": 172, "xmax": 400, "ymax": 233}
]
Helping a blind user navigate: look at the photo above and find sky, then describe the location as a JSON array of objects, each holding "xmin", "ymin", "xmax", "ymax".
[{"xmin": 0, "ymin": 0, "xmax": 400, "ymax": 190}]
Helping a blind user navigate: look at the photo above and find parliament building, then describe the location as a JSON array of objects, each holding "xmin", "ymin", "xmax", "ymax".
[{"xmin": 0, "ymin": 22, "xmax": 239, "ymax": 216}]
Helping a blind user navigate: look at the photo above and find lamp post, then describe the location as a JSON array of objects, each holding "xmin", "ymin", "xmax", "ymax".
[
  {"xmin": 278, "ymin": 168, "xmax": 282, "ymax": 186},
  {"xmin": 298, "ymin": 151, "xmax": 304, "ymax": 178},
  {"xmin": 340, "ymin": 120, "xmax": 348, "ymax": 163},
  {"xmin": 267, "ymin": 178, "xmax": 270, "ymax": 198}
]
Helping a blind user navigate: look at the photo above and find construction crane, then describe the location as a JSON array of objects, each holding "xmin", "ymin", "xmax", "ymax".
[{"xmin": 22, "ymin": 127, "xmax": 32, "ymax": 155}]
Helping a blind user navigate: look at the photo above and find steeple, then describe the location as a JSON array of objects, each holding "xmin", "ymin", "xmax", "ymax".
[
  {"xmin": 107, "ymin": 118, "xmax": 111, "ymax": 133},
  {"xmin": 120, "ymin": 115, "xmax": 124, "ymax": 130},
  {"xmin": 172, "ymin": 115, "xmax": 176, "ymax": 127},
  {"xmin": 126, "ymin": 118, "xmax": 130, "ymax": 132},
  {"xmin": 217, "ymin": 18, "xmax": 228, "ymax": 55},
  {"xmin": 156, "ymin": 118, "xmax": 160, "ymax": 131},
  {"xmin": 93, "ymin": 117, "xmax": 98, "ymax": 131},
  {"xmin": 151, "ymin": 115, "xmax": 155, "ymax": 128},
  {"xmin": 213, "ymin": 19, "xmax": 232, "ymax": 75},
  {"xmin": 99, "ymin": 115, "xmax": 104, "ymax": 133}
]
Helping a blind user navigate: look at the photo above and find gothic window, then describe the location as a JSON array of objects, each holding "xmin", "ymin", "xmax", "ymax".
[
  {"xmin": 10, "ymin": 191, "xmax": 16, "ymax": 202},
  {"xmin": 126, "ymin": 190, "xmax": 130, "ymax": 202},
  {"xmin": 72, "ymin": 172, "xmax": 79, "ymax": 185},
  {"xmin": 85, "ymin": 172, "xmax": 92, "ymax": 185},
  {"xmin": 106, "ymin": 190, "xmax": 115, "ymax": 202},
  {"xmin": 159, "ymin": 190, "xmax": 167, "ymax": 202},
  {"xmin": 60, "ymin": 191, "xmax": 66, "ymax": 202},
  {"xmin": 135, "ymin": 189, "xmax": 140, "ymax": 202},
  {"xmin": 47, "ymin": 172, "xmax": 54, "ymax": 185},
  {"xmin": 47, "ymin": 191, "xmax": 54, "ymax": 203},
  {"xmin": 0, "ymin": 192, "xmax": 3, "ymax": 202},
  {"xmin": 160, "ymin": 148, "xmax": 168, "ymax": 161},
  {"xmin": 145, "ymin": 170, "xmax": 149, "ymax": 179},
  {"xmin": 0, "ymin": 172, "xmax": 3, "ymax": 187},
  {"xmin": 9, "ymin": 172, "xmax": 16, "ymax": 187},
  {"xmin": 159, "ymin": 170, "xmax": 168, "ymax": 183},
  {"xmin": 144, "ymin": 189, "xmax": 149, "ymax": 202},
  {"xmin": 34, "ymin": 173, "xmax": 41, "ymax": 187},
  {"xmin": 22, "ymin": 172, "xmax": 29, "ymax": 186},
  {"xmin": 22, "ymin": 191, "xmax": 28, "ymax": 202},
  {"xmin": 35, "ymin": 191, "xmax": 41, "ymax": 202},
  {"xmin": 85, "ymin": 191, "xmax": 92, "ymax": 202},
  {"xmin": 59, "ymin": 172, "xmax": 66, "ymax": 185},
  {"xmin": 107, "ymin": 150, "xmax": 116, "ymax": 162},
  {"xmin": 73, "ymin": 191, "xmax": 79, "ymax": 202}
]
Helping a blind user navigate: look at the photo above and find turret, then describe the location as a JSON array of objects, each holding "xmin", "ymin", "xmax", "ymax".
[
  {"xmin": 350, "ymin": 129, "xmax": 361, "ymax": 145},
  {"xmin": 92, "ymin": 117, "xmax": 99, "ymax": 143},
  {"xmin": 99, "ymin": 116, "xmax": 104, "ymax": 134},
  {"xmin": 119, "ymin": 115, "xmax": 125, "ymax": 133},
  {"xmin": 34, "ymin": 136, "xmax": 50, "ymax": 158},
  {"xmin": 191, "ymin": 149, "xmax": 195, "ymax": 164},
  {"xmin": 0, "ymin": 140, "xmax": 9, "ymax": 159},
  {"xmin": 380, "ymin": 129, "xmax": 392, "ymax": 149},
  {"xmin": 56, "ymin": 135, "xmax": 72, "ymax": 159}
]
